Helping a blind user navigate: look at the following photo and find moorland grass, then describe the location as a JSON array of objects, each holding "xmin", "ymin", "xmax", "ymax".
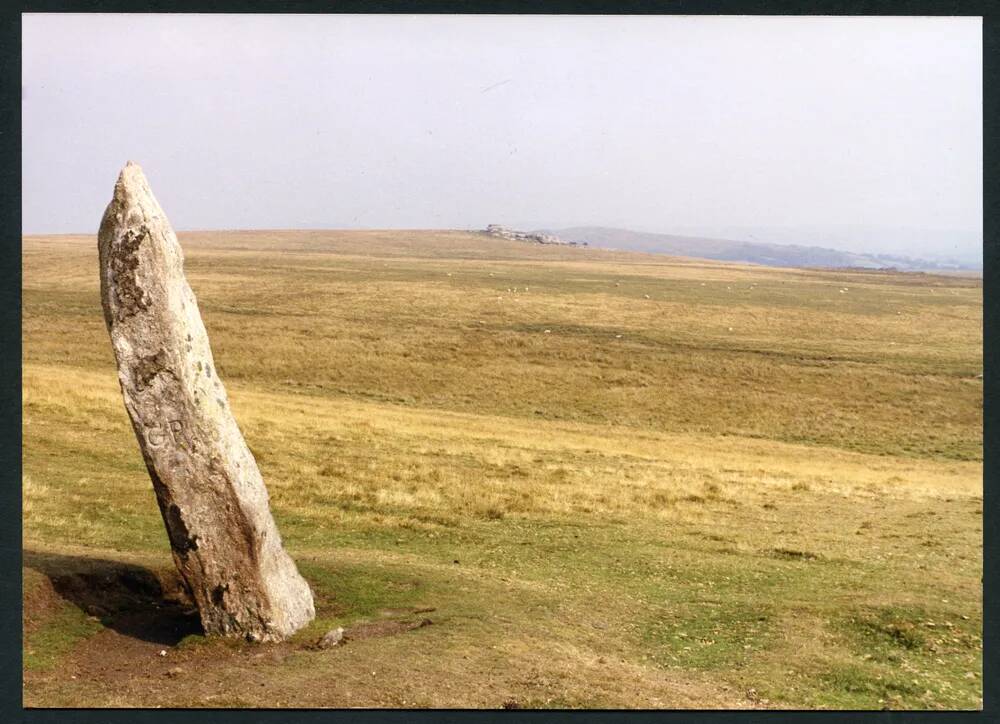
[{"xmin": 22, "ymin": 231, "xmax": 982, "ymax": 708}]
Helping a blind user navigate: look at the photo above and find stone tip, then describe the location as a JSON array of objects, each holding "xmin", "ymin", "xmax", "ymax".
[
  {"xmin": 118, "ymin": 161, "xmax": 145, "ymax": 183},
  {"xmin": 113, "ymin": 162, "xmax": 153, "ymax": 205},
  {"xmin": 104, "ymin": 161, "xmax": 163, "ymax": 230}
]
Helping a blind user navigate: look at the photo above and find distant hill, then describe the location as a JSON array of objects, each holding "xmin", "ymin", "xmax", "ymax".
[{"xmin": 541, "ymin": 226, "xmax": 979, "ymax": 272}]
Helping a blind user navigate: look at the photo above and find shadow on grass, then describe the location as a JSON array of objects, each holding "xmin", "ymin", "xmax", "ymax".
[{"xmin": 23, "ymin": 549, "xmax": 202, "ymax": 646}]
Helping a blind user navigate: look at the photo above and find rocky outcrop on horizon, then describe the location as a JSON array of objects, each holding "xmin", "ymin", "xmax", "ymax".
[{"xmin": 484, "ymin": 225, "xmax": 586, "ymax": 247}]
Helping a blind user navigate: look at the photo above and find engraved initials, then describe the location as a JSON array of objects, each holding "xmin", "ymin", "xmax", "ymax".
[{"xmin": 147, "ymin": 420, "xmax": 185, "ymax": 447}]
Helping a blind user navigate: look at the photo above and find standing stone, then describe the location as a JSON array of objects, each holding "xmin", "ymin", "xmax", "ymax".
[{"xmin": 97, "ymin": 162, "xmax": 314, "ymax": 642}]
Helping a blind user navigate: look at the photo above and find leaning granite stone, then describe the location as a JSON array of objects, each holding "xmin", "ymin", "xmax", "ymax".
[{"xmin": 97, "ymin": 161, "xmax": 315, "ymax": 642}]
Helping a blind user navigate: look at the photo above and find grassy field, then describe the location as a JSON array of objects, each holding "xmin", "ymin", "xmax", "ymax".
[{"xmin": 22, "ymin": 230, "xmax": 982, "ymax": 709}]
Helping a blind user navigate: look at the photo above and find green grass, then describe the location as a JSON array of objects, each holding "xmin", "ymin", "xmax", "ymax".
[
  {"xmin": 294, "ymin": 559, "xmax": 431, "ymax": 633},
  {"xmin": 24, "ymin": 605, "xmax": 104, "ymax": 672}
]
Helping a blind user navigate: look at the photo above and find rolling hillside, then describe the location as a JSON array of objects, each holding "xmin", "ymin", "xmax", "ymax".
[
  {"xmin": 544, "ymin": 226, "xmax": 979, "ymax": 271},
  {"xmin": 22, "ymin": 229, "xmax": 982, "ymax": 709}
]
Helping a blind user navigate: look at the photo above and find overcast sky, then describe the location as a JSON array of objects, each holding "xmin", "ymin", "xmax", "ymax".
[{"xmin": 22, "ymin": 14, "xmax": 982, "ymax": 260}]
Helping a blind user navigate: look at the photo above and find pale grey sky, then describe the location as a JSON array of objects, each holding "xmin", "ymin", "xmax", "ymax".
[{"xmin": 22, "ymin": 14, "xmax": 982, "ymax": 261}]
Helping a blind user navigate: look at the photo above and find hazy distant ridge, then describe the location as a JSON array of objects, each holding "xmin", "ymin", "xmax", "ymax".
[{"xmin": 542, "ymin": 226, "xmax": 979, "ymax": 271}]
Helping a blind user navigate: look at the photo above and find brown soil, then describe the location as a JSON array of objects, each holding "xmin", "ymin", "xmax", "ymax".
[
  {"xmin": 23, "ymin": 574, "xmax": 64, "ymax": 636},
  {"xmin": 343, "ymin": 616, "xmax": 433, "ymax": 642},
  {"xmin": 23, "ymin": 551, "xmax": 444, "ymax": 705}
]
